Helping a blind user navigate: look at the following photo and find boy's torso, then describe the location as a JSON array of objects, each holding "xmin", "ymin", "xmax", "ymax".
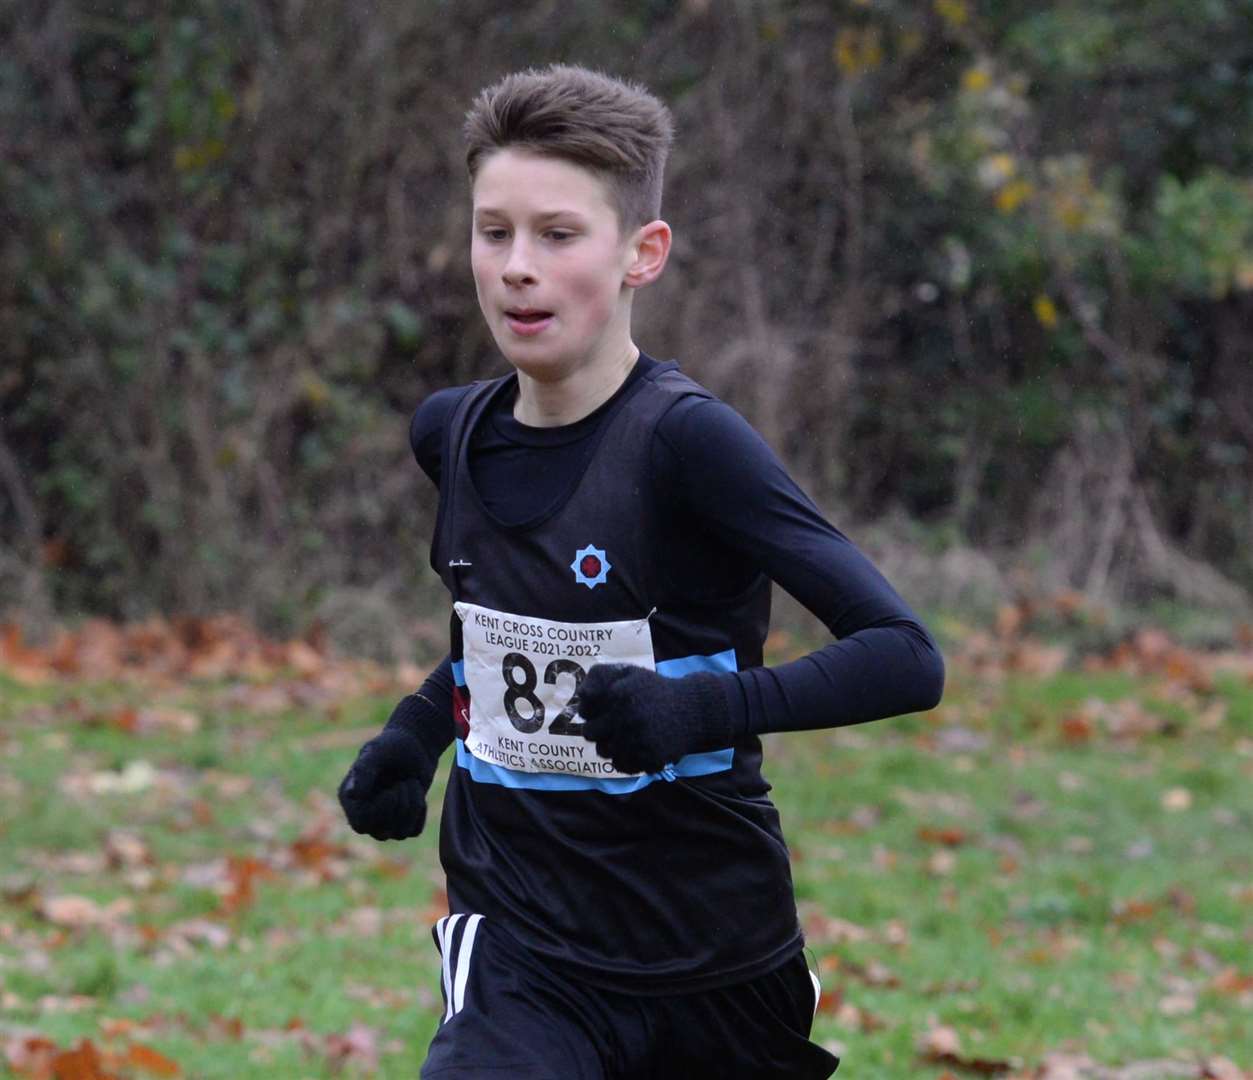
[{"xmin": 430, "ymin": 362, "xmax": 803, "ymax": 993}]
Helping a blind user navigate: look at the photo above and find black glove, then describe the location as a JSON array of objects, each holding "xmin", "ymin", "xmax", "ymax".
[
  {"xmin": 338, "ymin": 694, "xmax": 446, "ymax": 841},
  {"xmin": 577, "ymin": 663, "xmax": 733, "ymax": 775}
]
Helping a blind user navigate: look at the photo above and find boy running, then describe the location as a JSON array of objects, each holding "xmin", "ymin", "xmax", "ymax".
[{"xmin": 338, "ymin": 64, "xmax": 944, "ymax": 1078}]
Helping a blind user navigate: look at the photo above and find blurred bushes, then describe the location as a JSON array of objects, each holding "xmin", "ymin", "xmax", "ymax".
[{"xmin": 1, "ymin": 0, "xmax": 1251, "ymax": 642}]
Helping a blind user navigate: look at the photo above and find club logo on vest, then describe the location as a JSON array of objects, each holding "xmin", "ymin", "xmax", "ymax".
[{"xmin": 570, "ymin": 544, "xmax": 612, "ymax": 589}]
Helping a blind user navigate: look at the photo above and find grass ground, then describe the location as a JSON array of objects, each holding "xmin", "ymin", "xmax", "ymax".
[{"xmin": 1, "ymin": 647, "xmax": 1251, "ymax": 1077}]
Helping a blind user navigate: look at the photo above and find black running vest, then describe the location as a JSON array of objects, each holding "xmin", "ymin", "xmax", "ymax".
[{"xmin": 431, "ymin": 362, "xmax": 802, "ymax": 993}]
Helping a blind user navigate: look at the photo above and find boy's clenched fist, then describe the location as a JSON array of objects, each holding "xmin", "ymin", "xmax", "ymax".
[
  {"xmin": 577, "ymin": 663, "xmax": 733, "ymax": 776},
  {"xmin": 338, "ymin": 695, "xmax": 445, "ymax": 841}
]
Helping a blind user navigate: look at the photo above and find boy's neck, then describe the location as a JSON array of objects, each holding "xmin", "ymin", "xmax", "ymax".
[{"xmin": 513, "ymin": 342, "xmax": 640, "ymax": 428}]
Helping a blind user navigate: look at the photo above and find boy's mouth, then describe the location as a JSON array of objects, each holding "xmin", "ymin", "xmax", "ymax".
[{"xmin": 504, "ymin": 309, "xmax": 554, "ymax": 336}]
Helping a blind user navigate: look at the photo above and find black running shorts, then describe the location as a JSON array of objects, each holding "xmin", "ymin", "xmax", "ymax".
[{"xmin": 421, "ymin": 913, "xmax": 839, "ymax": 1078}]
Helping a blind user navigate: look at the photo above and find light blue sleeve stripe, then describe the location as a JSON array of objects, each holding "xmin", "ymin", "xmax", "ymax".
[
  {"xmin": 451, "ymin": 660, "xmax": 465, "ymax": 687},
  {"xmin": 655, "ymin": 648, "xmax": 738, "ymax": 678},
  {"xmin": 454, "ymin": 740, "xmax": 733, "ymax": 794}
]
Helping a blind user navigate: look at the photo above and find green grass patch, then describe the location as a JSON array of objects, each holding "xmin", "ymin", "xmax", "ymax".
[{"xmin": 1, "ymin": 666, "xmax": 1250, "ymax": 1077}]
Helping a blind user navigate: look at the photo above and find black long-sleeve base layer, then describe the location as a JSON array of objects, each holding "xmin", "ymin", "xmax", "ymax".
[{"xmin": 408, "ymin": 354, "xmax": 943, "ymax": 741}]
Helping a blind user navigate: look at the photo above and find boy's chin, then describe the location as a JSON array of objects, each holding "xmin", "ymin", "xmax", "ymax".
[{"xmin": 496, "ymin": 343, "xmax": 576, "ymax": 382}]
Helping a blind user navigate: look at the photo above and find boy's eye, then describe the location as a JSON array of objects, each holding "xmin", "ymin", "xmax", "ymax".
[
  {"xmin": 482, "ymin": 228, "xmax": 509, "ymax": 242},
  {"xmin": 545, "ymin": 230, "xmax": 574, "ymax": 242}
]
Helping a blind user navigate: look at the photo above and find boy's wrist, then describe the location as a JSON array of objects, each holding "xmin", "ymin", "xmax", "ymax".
[
  {"xmin": 682, "ymin": 672, "xmax": 739, "ymax": 751},
  {"xmin": 383, "ymin": 693, "xmax": 453, "ymax": 781},
  {"xmin": 710, "ymin": 671, "xmax": 750, "ymax": 743}
]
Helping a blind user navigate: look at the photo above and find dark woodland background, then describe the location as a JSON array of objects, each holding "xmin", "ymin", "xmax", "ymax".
[{"xmin": 3, "ymin": 0, "xmax": 1252, "ymax": 657}]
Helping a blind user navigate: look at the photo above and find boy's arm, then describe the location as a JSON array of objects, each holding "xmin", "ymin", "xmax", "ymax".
[
  {"xmin": 403, "ymin": 385, "xmax": 464, "ymax": 731},
  {"xmin": 337, "ymin": 659, "xmax": 456, "ymax": 840},
  {"xmin": 336, "ymin": 391, "xmax": 464, "ymax": 840},
  {"xmin": 402, "ymin": 384, "xmax": 468, "ymax": 727},
  {"xmin": 408, "ymin": 655, "xmax": 457, "ymax": 724},
  {"xmin": 580, "ymin": 396, "xmax": 944, "ymax": 774},
  {"xmin": 409, "ymin": 386, "xmax": 466, "ymax": 484},
  {"xmin": 656, "ymin": 397, "xmax": 945, "ymax": 737}
]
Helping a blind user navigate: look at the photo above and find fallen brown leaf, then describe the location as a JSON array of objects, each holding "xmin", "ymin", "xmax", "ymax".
[
  {"xmin": 48, "ymin": 1039, "xmax": 116, "ymax": 1080},
  {"xmin": 104, "ymin": 831, "xmax": 152, "ymax": 870},
  {"xmin": 815, "ymin": 987, "xmax": 843, "ymax": 1015},
  {"xmin": 323, "ymin": 1022, "xmax": 380, "ymax": 1074},
  {"xmin": 928, "ymin": 849, "xmax": 958, "ymax": 876},
  {"xmin": 1111, "ymin": 898, "xmax": 1157, "ymax": 925},
  {"xmin": 919, "ymin": 825, "xmax": 969, "ymax": 846},
  {"xmin": 4, "ymin": 1032, "xmax": 60, "ymax": 1079},
  {"xmin": 1161, "ymin": 787, "xmax": 1193, "ymax": 811},
  {"xmin": 1156, "ymin": 991, "xmax": 1196, "ymax": 1016},
  {"xmin": 1211, "ymin": 966, "xmax": 1253, "ymax": 995},
  {"xmin": 1201, "ymin": 1057, "xmax": 1246, "ymax": 1080},
  {"xmin": 1061, "ymin": 711, "xmax": 1095, "ymax": 743},
  {"xmin": 39, "ymin": 895, "xmax": 132, "ymax": 931},
  {"xmin": 917, "ymin": 1023, "xmax": 1017, "ymax": 1076},
  {"xmin": 219, "ymin": 855, "xmax": 277, "ymax": 914},
  {"xmin": 126, "ymin": 1043, "xmax": 181, "ymax": 1076},
  {"xmin": 849, "ymin": 958, "xmax": 900, "ymax": 987},
  {"xmin": 801, "ymin": 909, "xmax": 872, "ymax": 946}
]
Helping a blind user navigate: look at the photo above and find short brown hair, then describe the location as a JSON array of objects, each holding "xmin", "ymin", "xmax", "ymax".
[{"xmin": 463, "ymin": 64, "xmax": 674, "ymax": 230}]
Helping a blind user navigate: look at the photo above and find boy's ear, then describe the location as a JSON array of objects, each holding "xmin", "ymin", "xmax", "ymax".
[{"xmin": 623, "ymin": 220, "xmax": 671, "ymax": 288}]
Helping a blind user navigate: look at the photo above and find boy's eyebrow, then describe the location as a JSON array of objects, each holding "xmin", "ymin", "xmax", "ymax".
[{"xmin": 473, "ymin": 207, "xmax": 589, "ymax": 223}]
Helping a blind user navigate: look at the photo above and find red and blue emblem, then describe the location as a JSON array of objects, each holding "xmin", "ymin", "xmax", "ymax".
[{"xmin": 570, "ymin": 544, "xmax": 611, "ymax": 589}]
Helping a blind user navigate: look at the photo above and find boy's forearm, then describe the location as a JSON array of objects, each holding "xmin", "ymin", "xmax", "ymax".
[
  {"xmin": 386, "ymin": 655, "xmax": 457, "ymax": 752},
  {"xmin": 717, "ymin": 621, "xmax": 945, "ymax": 737}
]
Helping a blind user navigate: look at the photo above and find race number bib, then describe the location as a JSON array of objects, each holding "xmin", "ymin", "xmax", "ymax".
[{"xmin": 454, "ymin": 601, "xmax": 656, "ymax": 779}]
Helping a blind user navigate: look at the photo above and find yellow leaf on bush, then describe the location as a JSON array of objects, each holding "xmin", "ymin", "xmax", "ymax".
[
  {"xmin": 1033, "ymin": 294, "xmax": 1059, "ymax": 329},
  {"xmin": 997, "ymin": 180, "xmax": 1034, "ymax": 213},
  {"xmin": 934, "ymin": 0, "xmax": 969, "ymax": 28},
  {"xmin": 834, "ymin": 27, "xmax": 883, "ymax": 77},
  {"xmin": 979, "ymin": 153, "xmax": 1016, "ymax": 188},
  {"xmin": 898, "ymin": 29, "xmax": 924, "ymax": 56},
  {"xmin": 961, "ymin": 66, "xmax": 990, "ymax": 92}
]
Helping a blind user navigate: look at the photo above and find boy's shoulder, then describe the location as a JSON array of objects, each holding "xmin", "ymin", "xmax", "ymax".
[
  {"xmin": 653, "ymin": 386, "xmax": 778, "ymax": 471},
  {"xmin": 409, "ymin": 384, "xmax": 482, "ymax": 483},
  {"xmin": 410, "ymin": 384, "xmax": 475, "ymax": 443},
  {"xmin": 408, "ymin": 374, "xmax": 517, "ymax": 482}
]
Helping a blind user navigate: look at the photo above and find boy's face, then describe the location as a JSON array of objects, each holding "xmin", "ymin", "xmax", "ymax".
[{"xmin": 471, "ymin": 148, "xmax": 641, "ymax": 382}]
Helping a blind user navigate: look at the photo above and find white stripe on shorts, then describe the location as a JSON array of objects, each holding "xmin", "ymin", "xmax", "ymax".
[
  {"xmin": 809, "ymin": 967, "xmax": 822, "ymax": 1021},
  {"xmin": 452, "ymin": 913, "xmax": 483, "ymax": 1016},
  {"xmin": 437, "ymin": 913, "xmax": 463, "ymax": 1021}
]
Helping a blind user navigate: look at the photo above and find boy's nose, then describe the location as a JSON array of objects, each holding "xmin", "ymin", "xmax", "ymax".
[
  {"xmin": 501, "ymin": 241, "xmax": 537, "ymax": 286},
  {"xmin": 502, "ymin": 266, "xmax": 536, "ymax": 287}
]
